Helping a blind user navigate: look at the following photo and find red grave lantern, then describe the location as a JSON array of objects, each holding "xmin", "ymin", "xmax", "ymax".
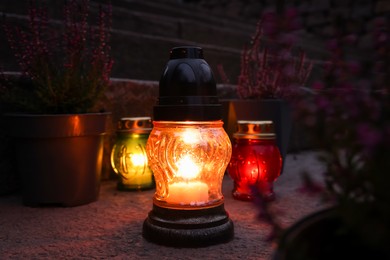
[{"xmin": 228, "ymin": 120, "xmax": 282, "ymax": 201}]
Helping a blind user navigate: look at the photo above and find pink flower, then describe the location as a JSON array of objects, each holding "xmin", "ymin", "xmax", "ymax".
[
  {"xmin": 344, "ymin": 34, "xmax": 358, "ymax": 45},
  {"xmin": 285, "ymin": 8, "xmax": 298, "ymax": 20},
  {"xmin": 297, "ymin": 179, "xmax": 324, "ymax": 196},
  {"xmin": 285, "ymin": 9, "xmax": 301, "ymax": 31},
  {"xmin": 326, "ymin": 39, "xmax": 339, "ymax": 51},
  {"xmin": 374, "ymin": 17, "xmax": 386, "ymax": 27},
  {"xmin": 262, "ymin": 11, "xmax": 278, "ymax": 36},
  {"xmin": 312, "ymin": 81, "xmax": 325, "ymax": 91},
  {"xmin": 316, "ymin": 95, "xmax": 330, "ymax": 110},
  {"xmin": 279, "ymin": 33, "xmax": 297, "ymax": 45},
  {"xmin": 262, "ymin": 11, "xmax": 277, "ymax": 23},
  {"xmin": 357, "ymin": 123, "xmax": 382, "ymax": 153},
  {"xmin": 346, "ymin": 60, "xmax": 361, "ymax": 75}
]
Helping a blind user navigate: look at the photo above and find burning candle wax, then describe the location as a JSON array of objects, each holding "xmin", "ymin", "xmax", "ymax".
[
  {"xmin": 166, "ymin": 181, "xmax": 209, "ymax": 205},
  {"xmin": 166, "ymin": 155, "xmax": 209, "ymax": 205}
]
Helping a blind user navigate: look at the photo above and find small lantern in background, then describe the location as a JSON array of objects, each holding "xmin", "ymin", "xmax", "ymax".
[
  {"xmin": 110, "ymin": 117, "xmax": 154, "ymax": 191},
  {"xmin": 142, "ymin": 46, "xmax": 234, "ymax": 247},
  {"xmin": 228, "ymin": 120, "xmax": 282, "ymax": 201}
]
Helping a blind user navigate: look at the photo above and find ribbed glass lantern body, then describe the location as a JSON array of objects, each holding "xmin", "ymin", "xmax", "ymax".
[
  {"xmin": 228, "ymin": 121, "xmax": 282, "ymax": 201},
  {"xmin": 146, "ymin": 120, "xmax": 232, "ymax": 209}
]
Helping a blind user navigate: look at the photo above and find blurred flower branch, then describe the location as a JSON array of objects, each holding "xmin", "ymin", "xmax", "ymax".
[
  {"xmin": 293, "ymin": 15, "xmax": 389, "ymax": 254},
  {"xmin": 252, "ymin": 10, "xmax": 389, "ymax": 255},
  {"xmin": 237, "ymin": 8, "xmax": 312, "ymax": 99}
]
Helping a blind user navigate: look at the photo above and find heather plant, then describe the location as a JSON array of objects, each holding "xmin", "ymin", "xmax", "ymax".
[
  {"xmin": 254, "ymin": 15, "xmax": 390, "ymax": 256},
  {"xmin": 296, "ymin": 15, "xmax": 389, "ymax": 247},
  {"xmin": 237, "ymin": 8, "xmax": 312, "ymax": 99},
  {"xmin": 1, "ymin": 0, "xmax": 113, "ymax": 114},
  {"xmin": 297, "ymin": 17, "xmax": 389, "ymax": 199}
]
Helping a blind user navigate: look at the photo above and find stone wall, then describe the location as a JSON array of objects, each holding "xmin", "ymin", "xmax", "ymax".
[
  {"xmin": 0, "ymin": 0, "xmax": 255, "ymax": 83},
  {"xmin": 2, "ymin": 0, "xmax": 388, "ymax": 84}
]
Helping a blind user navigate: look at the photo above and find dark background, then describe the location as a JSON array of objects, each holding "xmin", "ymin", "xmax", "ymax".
[{"xmin": 1, "ymin": 0, "xmax": 387, "ymax": 83}]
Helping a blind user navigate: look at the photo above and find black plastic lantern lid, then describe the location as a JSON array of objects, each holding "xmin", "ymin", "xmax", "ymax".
[{"xmin": 154, "ymin": 46, "xmax": 221, "ymax": 121}]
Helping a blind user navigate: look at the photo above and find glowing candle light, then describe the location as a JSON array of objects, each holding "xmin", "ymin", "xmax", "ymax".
[
  {"xmin": 111, "ymin": 117, "xmax": 154, "ymax": 191},
  {"xmin": 142, "ymin": 46, "xmax": 234, "ymax": 247},
  {"xmin": 147, "ymin": 122, "xmax": 228, "ymax": 208},
  {"xmin": 228, "ymin": 121, "xmax": 282, "ymax": 201},
  {"xmin": 166, "ymin": 155, "xmax": 208, "ymax": 205}
]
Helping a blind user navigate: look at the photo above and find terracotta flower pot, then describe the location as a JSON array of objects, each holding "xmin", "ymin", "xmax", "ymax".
[{"xmin": 4, "ymin": 113, "xmax": 110, "ymax": 207}]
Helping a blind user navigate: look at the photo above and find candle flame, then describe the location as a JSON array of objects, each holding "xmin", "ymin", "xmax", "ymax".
[
  {"xmin": 177, "ymin": 155, "xmax": 200, "ymax": 180},
  {"xmin": 131, "ymin": 153, "xmax": 147, "ymax": 167},
  {"xmin": 182, "ymin": 129, "xmax": 200, "ymax": 144}
]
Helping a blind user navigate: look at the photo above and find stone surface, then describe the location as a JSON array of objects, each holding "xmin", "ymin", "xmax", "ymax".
[{"xmin": 0, "ymin": 151, "xmax": 328, "ymax": 259}]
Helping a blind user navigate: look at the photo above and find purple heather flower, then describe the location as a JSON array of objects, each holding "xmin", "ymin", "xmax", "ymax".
[
  {"xmin": 279, "ymin": 33, "xmax": 298, "ymax": 46},
  {"xmin": 285, "ymin": 9, "xmax": 301, "ymax": 31},
  {"xmin": 285, "ymin": 8, "xmax": 298, "ymax": 20},
  {"xmin": 346, "ymin": 61, "xmax": 361, "ymax": 75},
  {"xmin": 262, "ymin": 11, "xmax": 278, "ymax": 36},
  {"xmin": 326, "ymin": 39, "xmax": 339, "ymax": 51},
  {"xmin": 344, "ymin": 34, "xmax": 358, "ymax": 45},
  {"xmin": 297, "ymin": 178, "xmax": 324, "ymax": 196},
  {"xmin": 316, "ymin": 95, "xmax": 330, "ymax": 111},
  {"xmin": 357, "ymin": 123, "xmax": 382, "ymax": 153},
  {"xmin": 312, "ymin": 81, "xmax": 325, "ymax": 91}
]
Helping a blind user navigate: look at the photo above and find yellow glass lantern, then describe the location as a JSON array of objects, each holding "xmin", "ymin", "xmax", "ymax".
[
  {"xmin": 110, "ymin": 117, "xmax": 154, "ymax": 191},
  {"xmin": 142, "ymin": 46, "xmax": 234, "ymax": 247}
]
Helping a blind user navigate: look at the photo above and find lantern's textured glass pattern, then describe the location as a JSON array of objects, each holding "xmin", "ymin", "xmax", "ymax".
[
  {"xmin": 111, "ymin": 118, "xmax": 153, "ymax": 190},
  {"xmin": 111, "ymin": 133, "xmax": 153, "ymax": 189},
  {"xmin": 146, "ymin": 120, "xmax": 232, "ymax": 209},
  {"xmin": 228, "ymin": 121, "xmax": 282, "ymax": 200}
]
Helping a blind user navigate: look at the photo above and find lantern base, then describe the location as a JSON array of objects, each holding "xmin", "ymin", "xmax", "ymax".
[{"xmin": 142, "ymin": 203, "xmax": 234, "ymax": 247}]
